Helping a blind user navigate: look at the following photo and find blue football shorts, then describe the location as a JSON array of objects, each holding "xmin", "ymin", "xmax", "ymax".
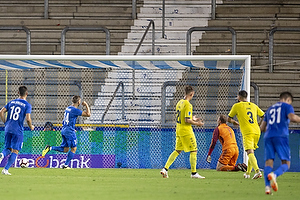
[
  {"xmin": 264, "ymin": 136, "xmax": 290, "ymax": 161},
  {"xmin": 5, "ymin": 132, "xmax": 23, "ymax": 151},
  {"xmin": 60, "ymin": 134, "xmax": 77, "ymax": 148}
]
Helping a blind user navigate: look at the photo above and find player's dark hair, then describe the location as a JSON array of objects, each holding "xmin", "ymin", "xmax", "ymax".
[
  {"xmin": 185, "ymin": 85, "xmax": 194, "ymax": 95},
  {"xmin": 219, "ymin": 114, "xmax": 227, "ymax": 124},
  {"xmin": 72, "ymin": 95, "xmax": 81, "ymax": 104},
  {"xmin": 280, "ymin": 91, "xmax": 293, "ymax": 102},
  {"xmin": 19, "ymin": 86, "xmax": 28, "ymax": 96},
  {"xmin": 238, "ymin": 90, "xmax": 248, "ymax": 98}
]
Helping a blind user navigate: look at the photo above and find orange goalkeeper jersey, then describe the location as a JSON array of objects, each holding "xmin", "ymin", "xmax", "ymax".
[{"xmin": 208, "ymin": 123, "xmax": 237, "ymax": 155}]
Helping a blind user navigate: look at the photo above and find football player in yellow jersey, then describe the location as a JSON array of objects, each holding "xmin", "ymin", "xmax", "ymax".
[
  {"xmin": 227, "ymin": 90, "xmax": 265, "ymax": 179},
  {"xmin": 160, "ymin": 85, "xmax": 205, "ymax": 179}
]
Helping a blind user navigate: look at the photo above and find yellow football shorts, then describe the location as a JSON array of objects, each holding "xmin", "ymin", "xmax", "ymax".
[
  {"xmin": 243, "ymin": 133, "xmax": 260, "ymax": 151},
  {"xmin": 175, "ymin": 134, "xmax": 197, "ymax": 152}
]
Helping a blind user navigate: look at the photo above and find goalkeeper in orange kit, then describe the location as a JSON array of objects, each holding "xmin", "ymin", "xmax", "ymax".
[{"xmin": 206, "ymin": 114, "xmax": 247, "ymax": 172}]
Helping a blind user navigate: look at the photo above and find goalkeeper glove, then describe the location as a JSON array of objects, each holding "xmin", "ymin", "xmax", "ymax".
[{"xmin": 206, "ymin": 155, "xmax": 211, "ymax": 163}]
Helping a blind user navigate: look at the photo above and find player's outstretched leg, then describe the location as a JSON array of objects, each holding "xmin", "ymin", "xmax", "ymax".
[
  {"xmin": 42, "ymin": 145, "xmax": 51, "ymax": 156},
  {"xmin": 268, "ymin": 172, "xmax": 278, "ymax": 192},
  {"xmin": 160, "ymin": 168, "xmax": 169, "ymax": 178}
]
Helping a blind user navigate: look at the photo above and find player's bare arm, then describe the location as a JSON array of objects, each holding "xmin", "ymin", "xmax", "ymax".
[
  {"xmin": 260, "ymin": 121, "xmax": 267, "ymax": 132},
  {"xmin": 288, "ymin": 113, "xmax": 300, "ymax": 123},
  {"xmin": 0, "ymin": 107, "xmax": 7, "ymax": 123},
  {"xmin": 258, "ymin": 115, "xmax": 265, "ymax": 126},
  {"xmin": 185, "ymin": 117, "xmax": 204, "ymax": 126},
  {"xmin": 82, "ymin": 101, "xmax": 91, "ymax": 117},
  {"xmin": 26, "ymin": 113, "xmax": 35, "ymax": 131},
  {"xmin": 227, "ymin": 116, "xmax": 239, "ymax": 126}
]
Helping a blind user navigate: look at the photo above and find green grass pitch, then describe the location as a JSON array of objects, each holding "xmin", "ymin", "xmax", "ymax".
[{"xmin": 0, "ymin": 168, "xmax": 299, "ymax": 200}]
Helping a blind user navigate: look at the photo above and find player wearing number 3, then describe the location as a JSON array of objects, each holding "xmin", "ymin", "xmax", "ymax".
[
  {"xmin": 0, "ymin": 86, "xmax": 35, "ymax": 175},
  {"xmin": 260, "ymin": 92, "xmax": 300, "ymax": 195},
  {"xmin": 160, "ymin": 85, "xmax": 205, "ymax": 179},
  {"xmin": 42, "ymin": 95, "xmax": 91, "ymax": 169},
  {"xmin": 227, "ymin": 90, "xmax": 264, "ymax": 179}
]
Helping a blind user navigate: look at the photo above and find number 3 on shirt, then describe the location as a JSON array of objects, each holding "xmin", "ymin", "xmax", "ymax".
[{"xmin": 247, "ymin": 111, "xmax": 254, "ymax": 124}]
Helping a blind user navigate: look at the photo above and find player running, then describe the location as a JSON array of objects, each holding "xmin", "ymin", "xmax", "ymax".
[
  {"xmin": 260, "ymin": 92, "xmax": 300, "ymax": 195},
  {"xmin": 206, "ymin": 114, "xmax": 247, "ymax": 172},
  {"xmin": 0, "ymin": 86, "xmax": 35, "ymax": 175},
  {"xmin": 42, "ymin": 95, "xmax": 90, "ymax": 169},
  {"xmin": 227, "ymin": 90, "xmax": 264, "ymax": 179},
  {"xmin": 160, "ymin": 85, "xmax": 205, "ymax": 179}
]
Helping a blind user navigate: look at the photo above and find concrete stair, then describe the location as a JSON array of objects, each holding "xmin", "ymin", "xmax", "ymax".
[
  {"xmin": 85, "ymin": 70, "xmax": 184, "ymax": 124},
  {"xmin": 119, "ymin": 0, "xmax": 216, "ymax": 55}
]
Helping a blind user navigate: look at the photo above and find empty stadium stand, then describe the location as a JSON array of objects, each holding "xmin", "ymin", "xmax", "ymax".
[
  {"xmin": 194, "ymin": 0, "xmax": 300, "ymax": 116},
  {"xmin": 0, "ymin": 0, "xmax": 144, "ymax": 55}
]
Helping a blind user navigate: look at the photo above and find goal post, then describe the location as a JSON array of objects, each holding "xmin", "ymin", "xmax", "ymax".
[{"xmin": 0, "ymin": 55, "xmax": 250, "ymax": 169}]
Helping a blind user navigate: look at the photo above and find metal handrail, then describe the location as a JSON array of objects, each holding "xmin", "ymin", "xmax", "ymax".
[
  {"xmin": 211, "ymin": 0, "xmax": 216, "ymax": 20},
  {"xmin": 101, "ymin": 81, "xmax": 125, "ymax": 123},
  {"xmin": 132, "ymin": 0, "xmax": 137, "ymax": 19},
  {"xmin": 44, "ymin": 0, "xmax": 49, "ymax": 19},
  {"xmin": 162, "ymin": 0, "xmax": 166, "ymax": 38},
  {"xmin": 134, "ymin": 20, "xmax": 155, "ymax": 55},
  {"xmin": 0, "ymin": 26, "xmax": 31, "ymax": 55},
  {"xmin": 250, "ymin": 82, "xmax": 259, "ymax": 106},
  {"xmin": 61, "ymin": 26, "xmax": 111, "ymax": 55},
  {"xmin": 269, "ymin": 27, "xmax": 300, "ymax": 73},
  {"xmin": 186, "ymin": 26, "xmax": 236, "ymax": 55}
]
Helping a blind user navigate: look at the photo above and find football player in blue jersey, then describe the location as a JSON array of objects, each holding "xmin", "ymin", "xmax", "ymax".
[
  {"xmin": 42, "ymin": 95, "xmax": 91, "ymax": 169},
  {"xmin": 260, "ymin": 92, "xmax": 300, "ymax": 195},
  {"xmin": 0, "ymin": 86, "xmax": 35, "ymax": 175}
]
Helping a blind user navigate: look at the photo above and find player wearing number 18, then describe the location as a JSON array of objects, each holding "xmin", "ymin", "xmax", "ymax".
[
  {"xmin": 0, "ymin": 86, "xmax": 35, "ymax": 175},
  {"xmin": 42, "ymin": 95, "xmax": 91, "ymax": 169},
  {"xmin": 227, "ymin": 90, "xmax": 265, "ymax": 179}
]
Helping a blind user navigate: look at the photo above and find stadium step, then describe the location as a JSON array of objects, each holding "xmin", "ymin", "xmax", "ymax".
[{"xmin": 120, "ymin": 0, "xmax": 211, "ymax": 55}]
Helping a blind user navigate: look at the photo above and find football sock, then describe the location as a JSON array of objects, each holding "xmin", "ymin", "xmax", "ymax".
[
  {"xmin": 52, "ymin": 146, "xmax": 64, "ymax": 152},
  {"xmin": 65, "ymin": 151, "xmax": 75, "ymax": 166},
  {"xmin": 2, "ymin": 148, "xmax": 11, "ymax": 157},
  {"xmin": 264, "ymin": 166, "xmax": 272, "ymax": 186},
  {"xmin": 164, "ymin": 151, "xmax": 179, "ymax": 169},
  {"xmin": 5, "ymin": 153, "xmax": 17, "ymax": 170},
  {"xmin": 248, "ymin": 153, "xmax": 259, "ymax": 172},
  {"xmin": 246, "ymin": 160, "xmax": 252, "ymax": 175},
  {"xmin": 190, "ymin": 152, "xmax": 197, "ymax": 173},
  {"xmin": 274, "ymin": 164, "xmax": 289, "ymax": 177},
  {"xmin": 220, "ymin": 165, "xmax": 235, "ymax": 171}
]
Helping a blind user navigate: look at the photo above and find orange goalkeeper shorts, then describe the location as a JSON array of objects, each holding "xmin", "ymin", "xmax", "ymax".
[{"xmin": 218, "ymin": 146, "xmax": 239, "ymax": 166}]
